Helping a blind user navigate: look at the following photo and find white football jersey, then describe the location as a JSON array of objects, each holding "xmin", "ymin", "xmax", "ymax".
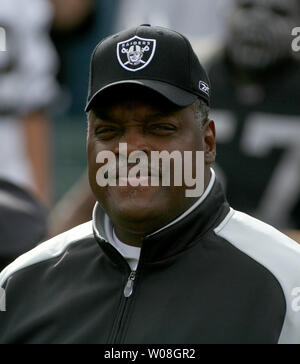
[{"xmin": 0, "ymin": 0, "xmax": 59, "ymax": 188}]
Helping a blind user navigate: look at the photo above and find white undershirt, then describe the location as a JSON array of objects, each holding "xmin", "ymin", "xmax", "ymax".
[
  {"xmin": 103, "ymin": 169, "xmax": 216, "ymax": 272},
  {"xmin": 104, "ymin": 214, "xmax": 141, "ymax": 271},
  {"xmin": 112, "ymin": 229, "xmax": 141, "ymax": 271}
]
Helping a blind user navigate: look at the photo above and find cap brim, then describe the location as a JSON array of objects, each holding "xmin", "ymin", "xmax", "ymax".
[{"xmin": 85, "ymin": 80, "xmax": 199, "ymax": 112}]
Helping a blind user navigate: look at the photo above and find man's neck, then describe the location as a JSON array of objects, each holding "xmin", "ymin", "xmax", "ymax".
[{"xmin": 113, "ymin": 227, "xmax": 144, "ymax": 248}]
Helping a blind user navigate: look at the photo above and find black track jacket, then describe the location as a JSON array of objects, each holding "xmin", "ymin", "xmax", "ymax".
[{"xmin": 1, "ymin": 175, "xmax": 300, "ymax": 344}]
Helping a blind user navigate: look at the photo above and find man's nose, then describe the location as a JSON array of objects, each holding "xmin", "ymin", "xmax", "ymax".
[{"xmin": 115, "ymin": 127, "xmax": 152, "ymax": 157}]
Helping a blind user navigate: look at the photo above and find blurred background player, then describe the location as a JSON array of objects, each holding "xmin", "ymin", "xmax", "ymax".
[
  {"xmin": 0, "ymin": 0, "xmax": 59, "ymax": 265},
  {"xmin": 194, "ymin": 0, "xmax": 300, "ymax": 231},
  {"xmin": 0, "ymin": 0, "xmax": 59, "ymax": 205}
]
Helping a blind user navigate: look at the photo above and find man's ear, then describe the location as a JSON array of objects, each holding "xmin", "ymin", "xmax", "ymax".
[{"xmin": 204, "ymin": 120, "xmax": 216, "ymax": 164}]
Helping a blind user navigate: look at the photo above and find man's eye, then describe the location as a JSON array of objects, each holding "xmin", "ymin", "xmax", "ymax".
[
  {"xmin": 95, "ymin": 127, "xmax": 118, "ymax": 139},
  {"xmin": 147, "ymin": 124, "xmax": 176, "ymax": 134}
]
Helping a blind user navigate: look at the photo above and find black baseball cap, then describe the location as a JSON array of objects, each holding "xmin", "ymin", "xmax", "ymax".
[{"xmin": 85, "ymin": 24, "xmax": 210, "ymax": 112}]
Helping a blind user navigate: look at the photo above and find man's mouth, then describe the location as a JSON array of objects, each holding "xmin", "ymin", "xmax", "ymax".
[
  {"xmin": 104, "ymin": 167, "xmax": 161, "ymax": 187},
  {"xmin": 118, "ymin": 175, "xmax": 152, "ymax": 185}
]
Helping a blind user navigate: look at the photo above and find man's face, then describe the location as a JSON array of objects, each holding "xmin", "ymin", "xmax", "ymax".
[
  {"xmin": 87, "ymin": 86, "xmax": 215, "ymax": 237},
  {"xmin": 226, "ymin": 0, "xmax": 299, "ymax": 69}
]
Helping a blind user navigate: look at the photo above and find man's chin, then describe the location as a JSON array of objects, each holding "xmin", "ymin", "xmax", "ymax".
[
  {"xmin": 105, "ymin": 187, "xmax": 167, "ymax": 225},
  {"xmin": 107, "ymin": 183, "xmax": 161, "ymax": 199}
]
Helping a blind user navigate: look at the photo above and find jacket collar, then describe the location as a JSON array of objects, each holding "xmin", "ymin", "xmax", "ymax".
[{"xmin": 93, "ymin": 169, "xmax": 230, "ymax": 266}]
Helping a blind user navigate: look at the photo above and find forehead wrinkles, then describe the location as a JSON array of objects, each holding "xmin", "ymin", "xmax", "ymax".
[{"xmin": 107, "ymin": 99, "xmax": 158, "ymax": 123}]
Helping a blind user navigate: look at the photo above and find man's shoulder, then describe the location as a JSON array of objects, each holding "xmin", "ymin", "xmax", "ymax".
[
  {"xmin": 215, "ymin": 209, "xmax": 300, "ymax": 344},
  {"xmin": 215, "ymin": 208, "xmax": 300, "ymax": 257},
  {"xmin": 215, "ymin": 208, "xmax": 300, "ymax": 288},
  {"xmin": 0, "ymin": 221, "xmax": 94, "ymax": 288}
]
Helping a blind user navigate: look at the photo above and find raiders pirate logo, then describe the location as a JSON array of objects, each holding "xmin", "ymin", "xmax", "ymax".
[{"xmin": 117, "ymin": 36, "xmax": 156, "ymax": 72}]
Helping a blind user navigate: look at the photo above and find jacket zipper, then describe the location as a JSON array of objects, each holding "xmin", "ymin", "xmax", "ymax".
[
  {"xmin": 123, "ymin": 271, "xmax": 136, "ymax": 298},
  {"xmin": 110, "ymin": 270, "xmax": 137, "ymax": 343}
]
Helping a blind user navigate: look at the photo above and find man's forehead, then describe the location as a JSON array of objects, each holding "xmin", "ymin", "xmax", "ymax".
[
  {"xmin": 90, "ymin": 85, "xmax": 182, "ymax": 118},
  {"xmin": 90, "ymin": 102, "xmax": 181, "ymax": 124}
]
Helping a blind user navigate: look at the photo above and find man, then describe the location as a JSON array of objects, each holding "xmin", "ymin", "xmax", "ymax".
[
  {"xmin": 1, "ymin": 25, "xmax": 300, "ymax": 344},
  {"xmin": 197, "ymin": 0, "xmax": 300, "ymax": 230}
]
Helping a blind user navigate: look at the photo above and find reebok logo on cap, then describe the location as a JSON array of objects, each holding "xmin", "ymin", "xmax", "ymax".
[
  {"xmin": 199, "ymin": 81, "xmax": 210, "ymax": 96},
  {"xmin": 117, "ymin": 36, "xmax": 157, "ymax": 72}
]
